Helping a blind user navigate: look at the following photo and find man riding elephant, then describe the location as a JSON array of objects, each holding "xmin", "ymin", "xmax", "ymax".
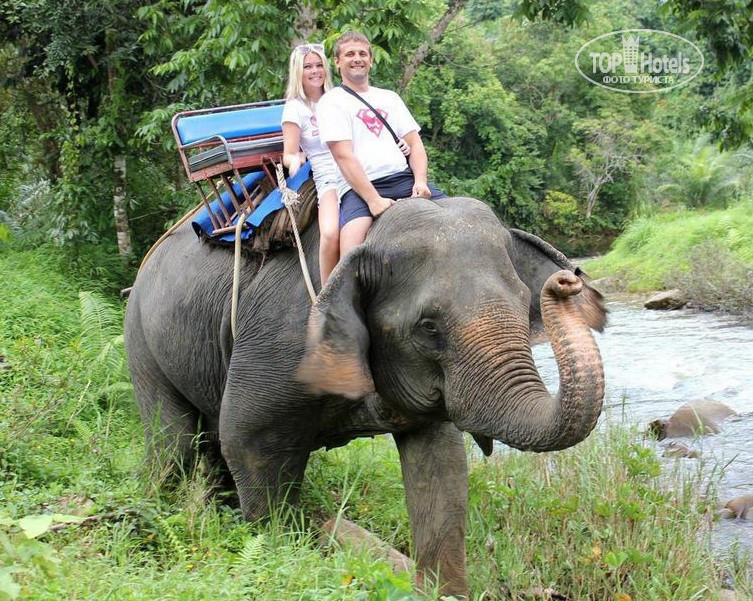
[
  {"xmin": 125, "ymin": 165, "xmax": 606, "ymax": 598},
  {"xmin": 317, "ymin": 30, "xmax": 445, "ymax": 257}
]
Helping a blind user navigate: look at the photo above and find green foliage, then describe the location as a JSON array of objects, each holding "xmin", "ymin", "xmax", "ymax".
[
  {"xmin": 1, "ymin": 245, "xmax": 752, "ymax": 599},
  {"xmin": 538, "ymin": 190, "xmax": 584, "ymax": 249},
  {"xmin": 667, "ymin": 240, "xmax": 753, "ymax": 318},
  {"xmin": 584, "ymin": 199, "xmax": 753, "ymax": 296},
  {"xmin": 653, "ymin": 136, "xmax": 747, "ymax": 209},
  {"xmin": 405, "ymin": 23, "xmax": 547, "ymax": 230},
  {"xmin": 465, "ymin": 426, "xmax": 725, "ymax": 600},
  {"xmin": 0, "ymin": 0, "xmax": 182, "ymax": 257},
  {"xmin": 659, "ymin": 0, "xmax": 753, "ymax": 71},
  {"xmin": 0, "ymin": 514, "xmax": 75, "ymax": 600},
  {"xmin": 514, "ymin": 0, "xmax": 591, "ymax": 26},
  {"xmin": 137, "ymin": 0, "xmax": 435, "ymax": 107},
  {"xmin": 78, "ymin": 291, "xmax": 130, "ymax": 393},
  {"xmin": 404, "ymin": 0, "xmax": 696, "ymax": 237},
  {"xmin": 542, "ymin": 190, "xmax": 580, "ymax": 228}
]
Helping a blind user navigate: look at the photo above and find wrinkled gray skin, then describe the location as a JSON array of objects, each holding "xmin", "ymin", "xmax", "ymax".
[{"xmin": 125, "ymin": 196, "xmax": 606, "ymax": 598}]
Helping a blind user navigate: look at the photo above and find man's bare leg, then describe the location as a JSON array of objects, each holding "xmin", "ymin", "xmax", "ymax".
[{"xmin": 340, "ymin": 215, "xmax": 372, "ymax": 257}]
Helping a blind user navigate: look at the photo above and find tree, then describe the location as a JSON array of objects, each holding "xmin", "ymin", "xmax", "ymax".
[
  {"xmin": 656, "ymin": 136, "xmax": 743, "ymax": 209},
  {"xmin": 0, "ymin": 0, "xmax": 166, "ymax": 262},
  {"xmin": 396, "ymin": 0, "xmax": 470, "ymax": 93},
  {"xmin": 569, "ymin": 119, "xmax": 642, "ymax": 218},
  {"xmin": 137, "ymin": 0, "xmax": 437, "ymax": 108},
  {"xmin": 511, "ymin": 0, "xmax": 753, "ymax": 147}
]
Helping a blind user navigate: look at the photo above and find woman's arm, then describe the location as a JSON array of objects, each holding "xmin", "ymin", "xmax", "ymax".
[{"xmin": 282, "ymin": 122, "xmax": 305, "ymax": 176}]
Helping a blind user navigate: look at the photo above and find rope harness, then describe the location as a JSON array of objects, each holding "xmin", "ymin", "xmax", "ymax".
[{"xmin": 230, "ymin": 163, "xmax": 317, "ymax": 339}]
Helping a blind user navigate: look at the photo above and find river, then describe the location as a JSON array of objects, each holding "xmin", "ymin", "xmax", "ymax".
[{"xmin": 532, "ymin": 294, "xmax": 753, "ymax": 560}]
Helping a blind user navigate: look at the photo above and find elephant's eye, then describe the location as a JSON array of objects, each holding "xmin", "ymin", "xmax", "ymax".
[
  {"xmin": 414, "ymin": 318, "xmax": 445, "ymax": 353},
  {"xmin": 418, "ymin": 318, "xmax": 439, "ymax": 335}
]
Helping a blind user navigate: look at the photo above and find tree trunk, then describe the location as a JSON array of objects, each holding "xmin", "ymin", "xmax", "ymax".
[
  {"xmin": 105, "ymin": 38, "xmax": 133, "ymax": 264},
  {"xmin": 113, "ymin": 154, "xmax": 133, "ymax": 261},
  {"xmin": 293, "ymin": 2, "xmax": 318, "ymax": 44},
  {"xmin": 396, "ymin": 0, "xmax": 469, "ymax": 93},
  {"xmin": 20, "ymin": 87, "xmax": 63, "ymax": 182}
]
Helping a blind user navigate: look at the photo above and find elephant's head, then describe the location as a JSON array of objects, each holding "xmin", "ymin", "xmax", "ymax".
[{"xmin": 297, "ymin": 197, "xmax": 605, "ymax": 453}]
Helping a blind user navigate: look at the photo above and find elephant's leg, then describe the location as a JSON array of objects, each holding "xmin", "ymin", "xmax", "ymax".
[
  {"xmin": 394, "ymin": 422, "xmax": 469, "ymax": 599},
  {"xmin": 219, "ymin": 412, "xmax": 311, "ymax": 521},
  {"xmin": 132, "ymin": 378, "xmax": 200, "ymax": 483},
  {"xmin": 128, "ymin": 317, "xmax": 201, "ymax": 481},
  {"xmin": 199, "ymin": 428, "xmax": 238, "ymax": 502}
]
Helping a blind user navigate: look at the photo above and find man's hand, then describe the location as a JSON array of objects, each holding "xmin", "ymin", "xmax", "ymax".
[
  {"xmin": 369, "ymin": 196, "xmax": 396, "ymax": 217},
  {"xmin": 412, "ymin": 181, "xmax": 431, "ymax": 199},
  {"xmin": 397, "ymin": 138, "xmax": 411, "ymax": 156}
]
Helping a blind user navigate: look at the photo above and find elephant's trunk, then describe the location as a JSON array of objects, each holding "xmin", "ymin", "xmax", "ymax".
[{"xmin": 447, "ymin": 270, "xmax": 604, "ymax": 452}]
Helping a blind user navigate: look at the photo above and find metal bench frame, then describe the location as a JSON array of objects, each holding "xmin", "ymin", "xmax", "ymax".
[{"xmin": 172, "ymin": 99, "xmax": 285, "ymax": 236}]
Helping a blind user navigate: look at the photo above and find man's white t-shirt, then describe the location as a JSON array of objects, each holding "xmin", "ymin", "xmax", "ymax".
[
  {"xmin": 317, "ymin": 86, "xmax": 420, "ymax": 198},
  {"xmin": 281, "ymin": 98, "xmax": 338, "ymax": 194}
]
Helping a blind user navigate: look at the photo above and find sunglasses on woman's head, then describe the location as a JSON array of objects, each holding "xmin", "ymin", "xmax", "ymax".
[{"xmin": 296, "ymin": 43, "xmax": 324, "ymax": 55}]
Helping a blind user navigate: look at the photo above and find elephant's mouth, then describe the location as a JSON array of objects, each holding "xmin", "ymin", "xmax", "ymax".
[
  {"xmin": 428, "ymin": 385, "xmax": 494, "ymax": 455},
  {"xmin": 428, "ymin": 386, "xmax": 443, "ymax": 404}
]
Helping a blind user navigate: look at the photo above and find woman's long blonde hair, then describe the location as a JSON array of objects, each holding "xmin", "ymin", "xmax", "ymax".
[{"xmin": 284, "ymin": 44, "xmax": 333, "ymax": 107}]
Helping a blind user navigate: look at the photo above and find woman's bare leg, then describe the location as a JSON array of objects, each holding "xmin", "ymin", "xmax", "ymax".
[{"xmin": 317, "ymin": 190, "xmax": 340, "ymax": 286}]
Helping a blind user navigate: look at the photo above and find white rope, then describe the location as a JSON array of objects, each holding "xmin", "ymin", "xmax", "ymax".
[
  {"xmin": 230, "ymin": 165, "xmax": 317, "ymax": 340},
  {"xmin": 275, "ymin": 163, "xmax": 317, "ymax": 304},
  {"xmin": 231, "ymin": 208, "xmax": 252, "ymax": 339}
]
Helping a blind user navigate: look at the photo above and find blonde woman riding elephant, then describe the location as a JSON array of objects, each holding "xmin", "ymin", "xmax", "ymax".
[{"xmin": 124, "ymin": 195, "xmax": 606, "ymax": 598}]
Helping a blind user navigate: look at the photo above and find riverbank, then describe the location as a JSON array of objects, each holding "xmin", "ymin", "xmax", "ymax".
[
  {"xmin": 1, "ymin": 246, "xmax": 752, "ymax": 599},
  {"xmin": 582, "ymin": 201, "xmax": 753, "ymax": 320}
]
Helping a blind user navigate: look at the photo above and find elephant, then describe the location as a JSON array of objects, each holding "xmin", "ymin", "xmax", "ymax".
[
  {"xmin": 124, "ymin": 194, "xmax": 606, "ymax": 598},
  {"xmin": 648, "ymin": 399, "xmax": 738, "ymax": 440}
]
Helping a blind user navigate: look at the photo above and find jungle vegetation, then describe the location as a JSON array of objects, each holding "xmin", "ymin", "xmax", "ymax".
[
  {"xmin": 1, "ymin": 0, "xmax": 752, "ymax": 266},
  {"xmin": 1, "ymin": 0, "xmax": 753, "ymax": 598}
]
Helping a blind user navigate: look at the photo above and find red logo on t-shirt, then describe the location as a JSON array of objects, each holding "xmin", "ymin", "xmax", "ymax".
[
  {"xmin": 310, "ymin": 114, "xmax": 318, "ymax": 137},
  {"xmin": 357, "ymin": 108, "xmax": 388, "ymax": 137}
]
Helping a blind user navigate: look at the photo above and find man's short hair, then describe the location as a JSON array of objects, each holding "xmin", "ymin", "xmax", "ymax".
[{"xmin": 333, "ymin": 31, "xmax": 372, "ymax": 58}]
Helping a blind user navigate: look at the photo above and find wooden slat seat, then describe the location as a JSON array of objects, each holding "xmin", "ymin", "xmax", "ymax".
[
  {"xmin": 172, "ymin": 100, "xmax": 285, "ymax": 182},
  {"xmin": 171, "ymin": 99, "xmax": 289, "ymax": 238},
  {"xmin": 186, "ymin": 135, "xmax": 284, "ymax": 174}
]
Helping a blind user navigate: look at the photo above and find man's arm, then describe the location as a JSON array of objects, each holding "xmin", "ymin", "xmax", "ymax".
[
  {"xmin": 328, "ymin": 140, "xmax": 394, "ymax": 217},
  {"xmin": 403, "ymin": 131, "xmax": 431, "ymax": 198}
]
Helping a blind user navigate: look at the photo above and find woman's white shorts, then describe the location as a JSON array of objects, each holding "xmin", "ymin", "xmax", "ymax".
[{"xmin": 311, "ymin": 159, "xmax": 339, "ymax": 201}]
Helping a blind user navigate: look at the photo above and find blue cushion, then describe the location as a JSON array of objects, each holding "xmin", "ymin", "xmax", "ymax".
[
  {"xmin": 177, "ymin": 103, "xmax": 285, "ymax": 145},
  {"xmin": 191, "ymin": 163, "xmax": 313, "ymax": 243}
]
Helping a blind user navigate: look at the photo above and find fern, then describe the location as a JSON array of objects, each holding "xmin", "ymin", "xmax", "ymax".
[
  {"xmin": 78, "ymin": 291, "xmax": 130, "ymax": 391},
  {"xmin": 154, "ymin": 514, "xmax": 188, "ymax": 562},
  {"xmin": 235, "ymin": 534, "xmax": 267, "ymax": 572},
  {"xmin": 70, "ymin": 418, "xmax": 95, "ymax": 443}
]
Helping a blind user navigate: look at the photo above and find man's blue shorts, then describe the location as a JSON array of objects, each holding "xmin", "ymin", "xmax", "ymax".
[{"xmin": 339, "ymin": 168, "xmax": 446, "ymax": 228}]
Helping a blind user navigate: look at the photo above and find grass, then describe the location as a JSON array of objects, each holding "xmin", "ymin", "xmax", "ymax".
[
  {"xmin": 1, "ymin": 243, "xmax": 751, "ymax": 600},
  {"xmin": 583, "ymin": 200, "xmax": 753, "ymax": 299}
]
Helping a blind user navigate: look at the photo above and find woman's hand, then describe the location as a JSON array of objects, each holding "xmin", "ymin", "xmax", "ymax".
[
  {"xmin": 284, "ymin": 152, "xmax": 306, "ymax": 177},
  {"xmin": 397, "ymin": 138, "xmax": 411, "ymax": 157}
]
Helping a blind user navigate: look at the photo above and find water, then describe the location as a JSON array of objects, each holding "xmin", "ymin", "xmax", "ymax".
[{"xmin": 532, "ymin": 294, "xmax": 753, "ymax": 559}]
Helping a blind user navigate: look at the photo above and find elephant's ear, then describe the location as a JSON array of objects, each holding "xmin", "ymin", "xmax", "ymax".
[
  {"xmin": 508, "ymin": 228, "xmax": 607, "ymax": 337},
  {"xmin": 296, "ymin": 249, "xmax": 375, "ymax": 399}
]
